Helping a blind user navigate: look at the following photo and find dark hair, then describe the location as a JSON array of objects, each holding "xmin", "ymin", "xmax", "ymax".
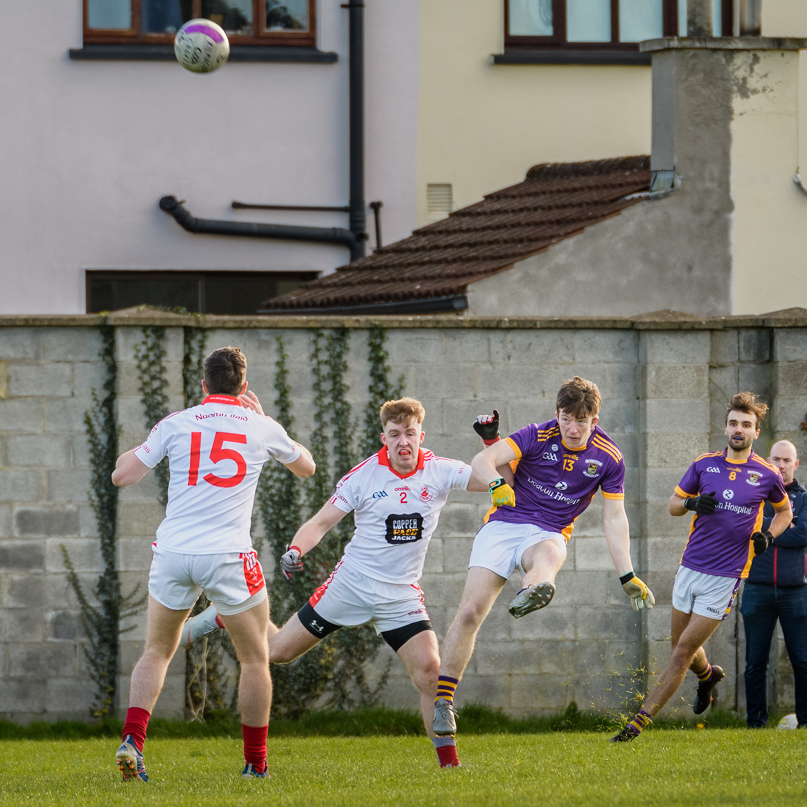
[
  {"xmin": 379, "ymin": 397, "xmax": 425, "ymax": 428},
  {"xmin": 556, "ymin": 376, "xmax": 601, "ymax": 419},
  {"xmin": 204, "ymin": 346, "xmax": 247, "ymax": 396},
  {"xmin": 726, "ymin": 392, "xmax": 768, "ymax": 428}
]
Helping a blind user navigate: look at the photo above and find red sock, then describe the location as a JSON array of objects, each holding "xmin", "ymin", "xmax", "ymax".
[
  {"xmin": 242, "ymin": 724, "xmax": 268, "ymax": 773},
  {"xmin": 122, "ymin": 707, "xmax": 150, "ymax": 753},
  {"xmin": 435, "ymin": 743, "xmax": 461, "ymax": 768},
  {"xmin": 215, "ymin": 615, "xmax": 225, "ymax": 629}
]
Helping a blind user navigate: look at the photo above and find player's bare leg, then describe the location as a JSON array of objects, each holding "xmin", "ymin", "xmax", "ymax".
[
  {"xmin": 433, "ymin": 568, "xmax": 507, "ymax": 735},
  {"xmin": 118, "ymin": 597, "xmax": 190, "ymax": 781},
  {"xmin": 397, "ymin": 630, "xmax": 460, "ymax": 767},
  {"xmin": 396, "ymin": 630, "xmax": 442, "ymax": 738},
  {"xmin": 129, "ymin": 597, "xmax": 191, "ymax": 712},
  {"xmin": 611, "ymin": 610, "xmax": 721, "ymax": 742},
  {"xmin": 509, "ymin": 538, "xmax": 567, "ymax": 618},
  {"xmin": 267, "ymin": 613, "xmax": 323, "ymax": 664},
  {"xmin": 218, "ymin": 598, "xmax": 272, "ymax": 777}
]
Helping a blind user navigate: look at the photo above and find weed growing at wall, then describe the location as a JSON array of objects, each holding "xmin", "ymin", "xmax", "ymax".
[
  {"xmin": 61, "ymin": 321, "xmax": 145, "ymax": 717},
  {"xmin": 260, "ymin": 327, "xmax": 401, "ymax": 717}
]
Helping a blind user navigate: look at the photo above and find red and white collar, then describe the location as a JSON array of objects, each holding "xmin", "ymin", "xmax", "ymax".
[
  {"xmin": 202, "ymin": 394, "xmax": 243, "ymax": 407},
  {"xmin": 378, "ymin": 445, "xmax": 425, "ymax": 479}
]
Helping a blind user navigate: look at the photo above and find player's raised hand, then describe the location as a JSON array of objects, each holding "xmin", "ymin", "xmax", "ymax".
[
  {"xmin": 280, "ymin": 545, "xmax": 304, "ymax": 580},
  {"xmin": 239, "ymin": 388, "xmax": 265, "ymax": 416},
  {"xmin": 684, "ymin": 491, "xmax": 718, "ymax": 515},
  {"xmin": 473, "ymin": 409, "xmax": 501, "ymax": 445},
  {"xmin": 620, "ymin": 573, "xmax": 655, "ymax": 611},
  {"xmin": 489, "ymin": 477, "xmax": 515, "ymax": 507},
  {"xmin": 752, "ymin": 530, "xmax": 773, "ymax": 556}
]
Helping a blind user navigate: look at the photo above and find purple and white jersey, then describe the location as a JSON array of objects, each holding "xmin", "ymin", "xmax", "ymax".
[
  {"xmin": 486, "ymin": 419, "xmax": 625, "ymax": 540},
  {"xmin": 675, "ymin": 450, "xmax": 788, "ymax": 579}
]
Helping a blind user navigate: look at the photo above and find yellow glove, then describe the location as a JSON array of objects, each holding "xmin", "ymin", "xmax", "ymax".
[
  {"xmin": 620, "ymin": 573, "xmax": 655, "ymax": 611},
  {"xmin": 489, "ymin": 477, "xmax": 515, "ymax": 507}
]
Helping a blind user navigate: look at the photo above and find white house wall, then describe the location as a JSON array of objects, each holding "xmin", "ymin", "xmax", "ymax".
[{"xmin": 0, "ymin": 2, "xmax": 420, "ymax": 314}]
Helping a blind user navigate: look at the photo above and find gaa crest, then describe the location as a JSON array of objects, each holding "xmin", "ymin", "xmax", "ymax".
[{"xmin": 419, "ymin": 486, "xmax": 433, "ymax": 502}]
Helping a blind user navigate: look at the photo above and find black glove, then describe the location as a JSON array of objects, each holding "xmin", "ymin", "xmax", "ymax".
[
  {"xmin": 473, "ymin": 409, "xmax": 500, "ymax": 445},
  {"xmin": 752, "ymin": 530, "xmax": 773, "ymax": 556},
  {"xmin": 684, "ymin": 492, "xmax": 718, "ymax": 515}
]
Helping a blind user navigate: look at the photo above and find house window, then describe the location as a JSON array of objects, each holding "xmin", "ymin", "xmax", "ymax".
[
  {"xmin": 84, "ymin": 0, "xmax": 316, "ymax": 47},
  {"xmin": 86, "ymin": 270, "xmax": 318, "ymax": 315},
  {"xmin": 505, "ymin": 1, "xmax": 731, "ymax": 52}
]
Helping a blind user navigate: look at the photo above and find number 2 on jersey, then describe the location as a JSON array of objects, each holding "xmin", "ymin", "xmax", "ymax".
[{"xmin": 188, "ymin": 432, "xmax": 248, "ymax": 488}]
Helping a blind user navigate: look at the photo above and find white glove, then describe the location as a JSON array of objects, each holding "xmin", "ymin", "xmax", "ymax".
[{"xmin": 280, "ymin": 545, "xmax": 303, "ymax": 580}]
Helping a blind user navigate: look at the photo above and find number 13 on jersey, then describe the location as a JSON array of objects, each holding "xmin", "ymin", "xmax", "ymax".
[{"xmin": 188, "ymin": 431, "xmax": 248, "ymax": 488}]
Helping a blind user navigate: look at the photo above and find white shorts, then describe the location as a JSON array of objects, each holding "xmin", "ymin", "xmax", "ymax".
[
  {"xmin": 469, "ymin": 520, "xmax": 566, "ymax": 579},
  {"xmin": 672, "ymin": 565, "xmax": 740, "ymax": 621},
  {"xmin": 304, "ymin": 561, "xmax": 429, "ymax": 635},
  {"xmin": 148, "ymin": 545, "xmax": 267, "ymax": 615}
]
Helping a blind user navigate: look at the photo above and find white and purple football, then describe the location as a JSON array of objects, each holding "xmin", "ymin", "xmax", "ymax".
[{"xmin": 174, "ymin": 19, "xmax": 230, "ymax": 74}]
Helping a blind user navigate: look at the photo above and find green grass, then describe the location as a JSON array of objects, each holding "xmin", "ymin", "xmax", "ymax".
[
  {"xmin": 3, "ymin": 729, "xmax": 807, "ymax": 806},
  {"xmin": 0, "ymin": 702, "xmax": 749, "ymax": 741}
]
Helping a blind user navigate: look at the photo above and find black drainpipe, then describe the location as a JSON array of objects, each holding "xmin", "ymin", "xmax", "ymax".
[
  {"xmin": 160, "ymin": 0, "xmax": 367, "ymax": 263},
  {"xmin": 347, "ymin": 0, "xmax": 366, "ymax": 260}
]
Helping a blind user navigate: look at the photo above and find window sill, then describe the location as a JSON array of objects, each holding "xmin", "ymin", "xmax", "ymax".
[
  {"xmin": 69, "ymin": 44, "xmax": 337, "ymax": 63},
  {"xmin": 493, "ymin": 50, "xmax": 651, "ymax": 66}
]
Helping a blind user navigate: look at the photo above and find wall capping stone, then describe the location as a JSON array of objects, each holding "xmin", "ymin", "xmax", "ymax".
[{"xmin": 1, "ymin": 307, "xmax": 806, "ymax": 331}]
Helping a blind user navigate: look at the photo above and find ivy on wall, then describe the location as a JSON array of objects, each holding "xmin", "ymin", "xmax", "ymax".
[
  {"xmin": 259, "ymin": 326, "xmax": 402, "ymax": 718},
  {"xmin": 61, "ymin": 321, "xmax": 145, "ymax": 717},
  {"xmin": 134, "ymin": 326, "xmax": 171, "ymax": 507}
]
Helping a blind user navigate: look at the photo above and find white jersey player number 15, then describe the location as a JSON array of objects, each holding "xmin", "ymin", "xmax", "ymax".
[{"xmin": 134, "ymin": 396, "xmax": 301, "ymax": 556}]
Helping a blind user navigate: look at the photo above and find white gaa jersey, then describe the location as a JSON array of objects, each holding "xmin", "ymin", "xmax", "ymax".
[
  {"xmin": 329, "ymin": 446, "xmax": 471, "ymax": 584},
  {"xmin": 133, "ymin": 395, "xmax": 301, "ymax": 554}
]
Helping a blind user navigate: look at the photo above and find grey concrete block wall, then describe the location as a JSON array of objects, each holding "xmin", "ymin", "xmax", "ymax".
[{"xmin": 1, "ymin": 315, "xmax": 806, "ymax": 723}]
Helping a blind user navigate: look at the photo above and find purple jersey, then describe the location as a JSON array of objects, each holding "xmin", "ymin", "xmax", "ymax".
[
  {"xmin": 675, "ymin": 450, "xmax": 788, "ymax": 579},
  {"xmin": 486, "ymin": 419, "xmax": 625, "ymax": 539}
]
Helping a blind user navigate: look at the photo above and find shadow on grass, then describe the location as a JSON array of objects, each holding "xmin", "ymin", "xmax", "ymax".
[{"xmin": 0, "ymin": 702, "xmax": 752, "ymax": 741}]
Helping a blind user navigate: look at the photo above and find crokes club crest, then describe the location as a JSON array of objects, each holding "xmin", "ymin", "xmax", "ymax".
[{"xmin": 584, "ymin": 458, "xmax": 603, "ymax": 478}]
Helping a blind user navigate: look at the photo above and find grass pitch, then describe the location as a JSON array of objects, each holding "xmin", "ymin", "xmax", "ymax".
[{"xmin": 3, "ymin": 729, "xmax": 807, "ymax": 806}]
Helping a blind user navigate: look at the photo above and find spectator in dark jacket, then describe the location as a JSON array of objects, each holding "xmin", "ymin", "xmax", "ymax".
[{"xmin": 741, "ymin": 440, "xmax": 807, "ymax": 727}]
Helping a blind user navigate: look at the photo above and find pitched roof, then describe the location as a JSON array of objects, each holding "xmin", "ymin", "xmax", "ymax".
[{"xmin": 261, "ymin": 155, "xmax": 651, "ymax": 314}]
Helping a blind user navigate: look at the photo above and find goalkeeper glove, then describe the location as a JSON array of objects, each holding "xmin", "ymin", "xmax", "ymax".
[
  {"xmin": 489, "ymin": 477, "xmax": 515, "ymax": 507},
  {"xmin": 619, "ymin": 572, "xmax": 655, "ymax": 611},
  {"xmin": 473, "ymin": 409, "xmax": 501, "ymax": 445},
  {"xmin": 684, "ymin": 491, "xmax": 718, "ymax": 515},
  {"xmin": 280, "ymin": 545, "xmax": 304, "ymax": 580},
  {"xmin": 752, "ymin": 530, "xmax": 773, "ymax": 556}
]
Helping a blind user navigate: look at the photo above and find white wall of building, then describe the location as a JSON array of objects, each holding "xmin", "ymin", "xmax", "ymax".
[{"xmin": 0, "ymin": 2, "xmax": 420, "ymax": 314}]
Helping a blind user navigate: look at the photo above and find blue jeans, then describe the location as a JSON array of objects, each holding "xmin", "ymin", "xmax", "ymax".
[{"xmin": 740, "ymin": 582, "xmax": 807, "ymax": 727}]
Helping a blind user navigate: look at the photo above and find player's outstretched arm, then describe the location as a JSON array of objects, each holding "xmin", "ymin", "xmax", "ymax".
[
  {"xmin": 111, "ymin": 450, "xmax": 151, "ymax": 487},
  {"xmin": 285, "ymin": 501, "xmax": 347, "ymax": 562},
  {"xmin": 470, "ymin": 440, "xmax": 518, "ymax": 502},
  {"xmin": 602, "ymin": 496, "xmax": 654, "ymax": 610}
]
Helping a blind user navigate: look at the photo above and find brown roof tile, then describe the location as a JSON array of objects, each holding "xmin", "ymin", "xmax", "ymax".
[{"xmin": 261, "ymin": 155, "xmax": 651, "ymax": 313}]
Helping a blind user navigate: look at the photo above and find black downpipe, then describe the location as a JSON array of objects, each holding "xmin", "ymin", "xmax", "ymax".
[
  {"xmin": 159, "ymin": 0, "xmax": 367, "ymax": 262},
  {"xmin": 347, "ymin": 0, "xmax": 366, "ymax": 260}
]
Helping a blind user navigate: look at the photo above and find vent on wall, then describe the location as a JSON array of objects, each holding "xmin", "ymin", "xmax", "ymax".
[{"xmin": 427, "ymin": 183, "xmax": 453, "ymax": 222}]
